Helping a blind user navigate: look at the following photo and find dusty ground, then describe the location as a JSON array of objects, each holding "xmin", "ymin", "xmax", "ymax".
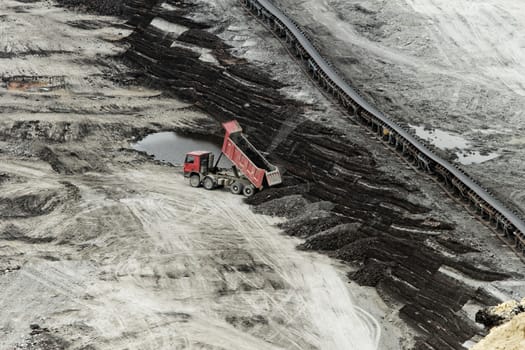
[
  {"xmin": 0, "ymin": 162, "xmax": 381, "ymax": 349},
  {"xmin": 0, "ymin": 1, "xmax": 385, "ymax": 349},
  {"xmin": 272, "ymin": 0, "xmax": 525, "ymax": 216},
  {"xmin": 1, "ymin": 0, "xmax": 525, "ymax": 349}
]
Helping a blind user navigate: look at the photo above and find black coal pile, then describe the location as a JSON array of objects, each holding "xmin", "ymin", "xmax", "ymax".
[
  {"xmin": 64, "ymin": 1, "xmax": 514, "ymax": 349},
  {"xmin": 476, "ymin": 300, "xmax": 525, "ymax": 328},
  {"xmin": 230, "ymin": 133, "xmax": 273, "ymax": 171},
  {"xmin": 55, "ymin": 0, "xmax": 127, "ymax": 16}
]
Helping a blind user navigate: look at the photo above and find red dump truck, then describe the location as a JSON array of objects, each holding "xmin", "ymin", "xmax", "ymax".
[{"xmin": 183, "ymin": 120, "xmax": 282, "ymax": 197}]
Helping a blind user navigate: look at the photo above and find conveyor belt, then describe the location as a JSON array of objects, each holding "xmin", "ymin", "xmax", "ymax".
[{"xmin": 245, "ymin": 0, "xmax": 525, "ymax": 240}]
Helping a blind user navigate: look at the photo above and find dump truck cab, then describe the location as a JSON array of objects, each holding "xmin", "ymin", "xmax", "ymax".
[{"xmin": 183, "ymin": 151, "xmax": 214, "ymax": 178}]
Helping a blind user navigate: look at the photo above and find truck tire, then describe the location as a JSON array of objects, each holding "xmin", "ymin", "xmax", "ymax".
[
  {"xmin": 189, "ymin": 174, "xmax": 201, "ymax": 187},
  {"xmin": 243, "ymin": 185, "xmax": 255, "ymax": 197},
  {"xmin": 203, "ymin": 176, "xmax": 216, "ymax": 190},
  {"xmin": 230, "ymin": 182, "xmax": 243, "ymax": 195}
]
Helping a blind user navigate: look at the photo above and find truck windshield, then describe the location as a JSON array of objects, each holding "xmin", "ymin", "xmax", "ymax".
[{"xmin": 185, "ymin": 155, "xmax": 195, "ymax": 164}]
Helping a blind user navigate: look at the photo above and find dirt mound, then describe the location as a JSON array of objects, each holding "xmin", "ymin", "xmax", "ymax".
[
  {"xmin": 0, "ymin": 172, "xmax": 10, "ymax": 185},
  {"xmin": 299, "ymin": 223, "xmax": 364, "ymax": 250},
  {"xmin": 253, "ymin": 194, "xmax": 330, "ymax": 219},
  {"xmin": 0, "ymin": 180, "xmax": 78, "ymax": 219},
  {"xmin": 280, "ymin": 212, "xmax": 350, "ymax": 238},
  {"xmin": 0, "ymin": 224, "xmax": 54, "ymax": 244},
  {"xmin": 350, "ymin": 260, "xmax": 390, "ymax": 287},
  {"xmin": 37, "ymin": 146, "xmax": 107, "ymax": 175},
  {"xmin": 225, "ymin": 314, "xmax": 269, "ymax": 330},
  {"xmin": 476, "ymin": 299, "xmax": 525, "ymax": 328},
  {"xmin": 471, "ymin": 312, "xmax": 525, "ymax": 350},
  {"xmin": 0, "ymin": 190, "xmax": 62, "ymax": 218}
]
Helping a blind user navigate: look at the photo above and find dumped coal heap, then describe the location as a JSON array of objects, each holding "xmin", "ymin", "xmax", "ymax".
[{"xmin": 55, "ymin": 0, "xmax": 127, "ymax": 16}]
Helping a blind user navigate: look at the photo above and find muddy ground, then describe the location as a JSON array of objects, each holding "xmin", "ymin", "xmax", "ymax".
[{"xmin": 1, "ymin": 0, "xmax": 524, "ymax": 350}]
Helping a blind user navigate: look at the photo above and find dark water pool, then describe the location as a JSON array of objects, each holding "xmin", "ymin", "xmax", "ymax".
[{"xmin": 132, "ymin": 132, "xmax": 231, "ymax": 167}]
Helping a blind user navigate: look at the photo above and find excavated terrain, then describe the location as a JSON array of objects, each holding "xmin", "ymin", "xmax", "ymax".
[
  {"xmin": 1, "ymin": 0, "xmax": 524, "ymax": 349},
  {"xmin": 117, "ymin": 1, "xmax": 524, "ymax": 349}
]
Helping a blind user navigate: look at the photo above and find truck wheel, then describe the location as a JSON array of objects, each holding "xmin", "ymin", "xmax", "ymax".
[
  {"xmin": 203, "ymin": 176, "xmax": 216, "ymax": 190},
  {"xmin": 230, "ymin": 182, "xmax": 243, "ymax": 195},
  {"xmin": 189, "ymin": 174, "xmax": 201, "ymax": 187},
  {"xmin": 243, "ymin": 185, "xmax": 255, "ymax": 197}
]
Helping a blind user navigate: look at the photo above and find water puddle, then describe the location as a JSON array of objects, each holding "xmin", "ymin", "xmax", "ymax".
[
  {"xmin": 132, "ymin": 132, "xmax": 232, "ymax": 167},
  {"xmin": 410, "ymin": 124, "xmax": 499, "ymax": 165},
  {"xmin": 456, "ymin": 151, "xmax": 499, "ymax": 165}
]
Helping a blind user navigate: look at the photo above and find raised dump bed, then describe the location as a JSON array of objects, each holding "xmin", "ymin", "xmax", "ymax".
[{"xmin": 221, "ymin": 120, "xmax": 282, "ymax": 189}]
